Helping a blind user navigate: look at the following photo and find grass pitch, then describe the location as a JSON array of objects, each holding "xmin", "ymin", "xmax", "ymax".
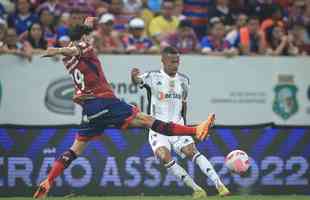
[{"xmin": 0, "ymin": 196, "xmax": 309, "ymax": 200}]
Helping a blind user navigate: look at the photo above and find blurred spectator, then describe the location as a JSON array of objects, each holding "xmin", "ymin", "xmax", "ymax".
[
  {"xmin": 149, "ymin": 0, "xmax": 180, "ymax": 45},
  {"xmin": 182, "ymin": 0, "xmax": 210, "ymax": 39},
  {"xmin": 0, "ymin": 18, "xmax": 7, "ymax": 53},
  {"xmin": 247, "ymin": 0, "xmax": 279, "ymax": 21},
  {"xmin": 57, "ymin": 12, "xmax": 70, "ymax": 28},
  {"xmin": 229, "ymin": 0, "xmax": 248, "ymax": 15},
  {"xmin": 123, "ymin": 17, "xmax": 157, "ymax": 53},
  {"xmin": 7, "ymin": 0, "xmax": 39, "ymax": 35},
  {"xmin": 260, "ymin": 4, "xmax": 285, "ymax": 47},
  {"xmin": 55, "ymin": 35, "xmax": 70, "ymax": 47},
  {"xmin": 286, "ymin": 0, "xmax": 305, "ymax": 27},
  {"xmin": 56, "ymin": 9, "xmax": 86, "ymax": 39},
  {"xmin": 0, "ymin": 3, "xmax": 5, "ymax": 18},
  {"xmin": 288, "ymin": 23, "xmax": 308, "ymax": 55},
  {"xmin": 0, "ymin": 0, "xmax": 15, "ymax": 15},
  {"xmin": 260, "ymin": 4, "xmax": 284, "ymax": 33},
  {"xmin": 161, "ymin": 19, "xmax": 199, "ymax": 54},
  {"xmin": 208, "ymin": 0, "xmax": 234, "ymax": 27},
  {"xmin": 38, "ymin": 8, "xmax": 56, "ymax": 46},
  {"xmin": 200, "ymin": 18, "xmax": 238, "ymax": 56},
  {"xmin": 301, "ymin": 1, "xmax": 310, "ymax": 26},
  {"xmin": 93, "ymin": 13, "xmax": 124, "ymax": 53},
  {"xmin": 237, "ymin": 15, "xmax": 266, "ymax": 55},
  {"xmin": 63, "ymin": 0, "xmax": 95, "ymax": 15},
  {"xmin": 123, "ymin": 0, "xmax": 142, "ymax": 14},
  {"xmin": 95, "ymin": 2, "xmax": 109, "ymax": 17},
  {"xmin": 275, "ymin": 0, "xmax": 292, "ymax": 9},
  {"xmin": 22, "ymin": 22, "xmax": 48, "ymax": 52},
  {"xmin": 36, "ymin": 0, "xmax": 65, "ymax": 17},
  {"xmin": 174, "ymin": 0, "xmax": 186, "ymax": 20},
  {"xmin": 148, "ymin": 0, "xmax": 162, "ymax": 13},
  {"xmin": 265, "ymin": 25, "xmax": 299, "ymax": 56},
  {"xmin": 4, "ymin": 27, "xmax": 32, "ymax": 60},
  {"xmin": 226, "ymin": 13, "xmax": 248, "ymax": 48},
  {"xmin": 110, "ymin": 0, "xmax": 136, "ymax": 32},
  {"xmin": 139, "ymin": 0, "xmax": 154, "ymax": 36}
]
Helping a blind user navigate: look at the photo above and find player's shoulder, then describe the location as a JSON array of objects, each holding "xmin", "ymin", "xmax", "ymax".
[
  {"xmin": 144, "ymin": 70, "xmax": 161, "ymax": 78},
  {"xmin": 178, "ymin": 72, "xmax": 190, "ymax": 84}
]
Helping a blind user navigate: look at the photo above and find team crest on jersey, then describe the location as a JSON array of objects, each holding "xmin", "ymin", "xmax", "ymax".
[
  {"xmin": 273, "ymin": 75, "xmax": 298, "ymax": 120},
  {"xmin": 169, "ymin": 80, "xmax": 175, "ymax": 89}
]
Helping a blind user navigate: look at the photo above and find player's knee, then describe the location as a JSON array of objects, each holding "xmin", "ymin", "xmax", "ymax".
[
  {"xmin": 137, "ymin": 113, "xmax": 154, "ymax": 127},
  {"xmin": 155, "ymin": 147, "xmax": 172, "ymax": 164},
  {"xmin": 182, "ymin": 144, "xmax": 198, "ymax": 160},
  {"xmin": 57, "ymin": 149, "xmax": 77, "ymax": 168}
]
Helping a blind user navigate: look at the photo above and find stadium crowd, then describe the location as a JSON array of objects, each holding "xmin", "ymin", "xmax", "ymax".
[{"xmin": 0, "ymin": 0, "xmax": 310, "ymax": 59}]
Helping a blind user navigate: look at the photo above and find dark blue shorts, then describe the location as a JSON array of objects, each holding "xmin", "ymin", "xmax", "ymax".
[{"xmin": 76, "ymin": 98, "xmax": 139, "ymax": 141}]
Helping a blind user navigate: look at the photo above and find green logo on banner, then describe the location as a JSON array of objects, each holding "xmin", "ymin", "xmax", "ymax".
[{"xmin": 273, "ymin": 75, "xmax": 298, "ymax": 120}]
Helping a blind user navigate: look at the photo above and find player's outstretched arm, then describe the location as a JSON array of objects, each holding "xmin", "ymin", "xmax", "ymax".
[{"xmin": 42, "ymin": 47, "xmax": 80, "ymax": 58}]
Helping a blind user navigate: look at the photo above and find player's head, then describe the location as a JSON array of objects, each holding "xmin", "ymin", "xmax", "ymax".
[
  {"xmin": 161, "ymin": 46, "xmax": 180, "ymax": 77},
  {"xmin": 69, "ymin": 24, "xmax": 93, "ymax": 42}
]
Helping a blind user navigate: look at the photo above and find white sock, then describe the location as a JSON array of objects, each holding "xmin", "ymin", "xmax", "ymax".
[
  {"xmin": 193, "ymin": 153, "xmax": 223, "ymax": 189},
  {"xmin": 166, "ymin": 160, "xmax": 202, "ymax": 191}
]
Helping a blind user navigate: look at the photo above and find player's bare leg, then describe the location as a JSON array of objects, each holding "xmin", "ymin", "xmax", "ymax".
[
  {"xmin": 182, "ymin": 143, "xmax": 230, "ymax": 196},
  {"xmin": 33, "ymin": 139, "xmax": 88, "ymax": 199},
  {"xmin": 128, "ymin": 112, "xmax": 215, "ymax": 140},
  {"xmin": 154, "ymin": 146, "xmax": 205, "ymax": 198}
]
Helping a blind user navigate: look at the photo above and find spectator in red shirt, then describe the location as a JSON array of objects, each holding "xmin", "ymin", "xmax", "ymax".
[
  {"xmin": 161, "ymin": 19, "xmax": 199, "ymax": 54},
  {"xmin": 93, "ymin": 13, "xmax": 124, "ymax": 53}
]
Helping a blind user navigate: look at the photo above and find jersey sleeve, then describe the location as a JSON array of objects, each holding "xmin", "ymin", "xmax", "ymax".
[{"xmin": 76, "ymin": 41, "xmax": 94, "ymax": 58}]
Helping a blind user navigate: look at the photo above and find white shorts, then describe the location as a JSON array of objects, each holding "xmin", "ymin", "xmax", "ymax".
[{"xmin": 148, "ymin": 129, "xmax": 195, "ymax": 159}]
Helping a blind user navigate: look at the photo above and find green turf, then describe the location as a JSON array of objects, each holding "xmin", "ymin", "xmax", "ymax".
[{"xmin": 0, "ymin": 196, "xmax": 309, "ymax": 200}]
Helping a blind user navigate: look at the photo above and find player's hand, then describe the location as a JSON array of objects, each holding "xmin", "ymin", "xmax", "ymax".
[
  {"xmin": 131, "ymin": 68, "xmax": 141, "ymax": 84},
  {"xmin": 41, "ymin": 47, "xmax": 60, "ymax": 58}
]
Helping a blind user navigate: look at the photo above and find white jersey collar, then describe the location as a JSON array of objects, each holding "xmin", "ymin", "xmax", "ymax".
[{"xmin": 160, "ymin": 68, "xmax": 178, "ymax": 80}]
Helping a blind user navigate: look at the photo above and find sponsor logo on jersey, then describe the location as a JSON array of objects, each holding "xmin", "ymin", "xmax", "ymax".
[
  {"xmin": 273, "ymin": 75, "xmax": 298, "ymax": 120},
  {"xmin": 158, "ymin": 91, "xmax": 182, "ymax": 101},
  {"xmin": 45, "ymin": 77, "xmax": 75, "ymax": 115}
]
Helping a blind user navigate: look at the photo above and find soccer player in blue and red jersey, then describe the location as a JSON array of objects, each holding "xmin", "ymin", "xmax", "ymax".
[{"xmin": 33, "ymin": 17, "xmax": 215, "ymax": 199}]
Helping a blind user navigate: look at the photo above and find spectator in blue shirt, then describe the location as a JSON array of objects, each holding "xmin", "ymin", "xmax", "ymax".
[
  {"xmin": 7, "ymin": 0, "xmax": 39, "ymax": 35},
  {"xmin": 201, "ymin": 17, "xmax": 238, "ymax": 56},
  {"xmin": 0, "ymin": 3, "xmax": 5, "ymax": 18},
  {"xmin": 123, "ymin": 17, "xmax": 158, "ymax": 54}
]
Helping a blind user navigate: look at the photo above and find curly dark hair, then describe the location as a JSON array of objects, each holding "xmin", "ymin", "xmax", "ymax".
[{"xmin": 69, "ymin": 24, "xmax": 93, "ymax": 41}]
